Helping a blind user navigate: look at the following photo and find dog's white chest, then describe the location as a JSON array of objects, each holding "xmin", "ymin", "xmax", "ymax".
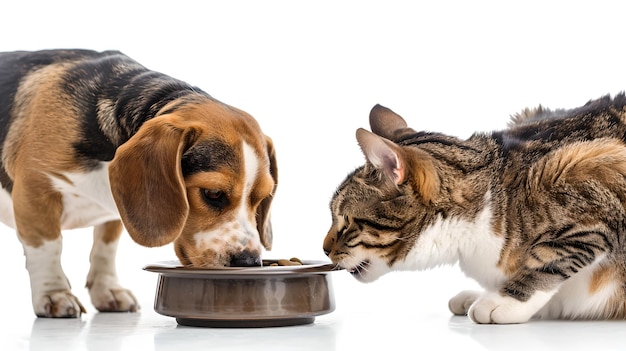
[
  {"xmin": 49, "ymin": 163, "xmax": 120, "ymax": 229},
  {"xmin": 0, "ymin": 163, "xmax": 120, "ymax": 230}
]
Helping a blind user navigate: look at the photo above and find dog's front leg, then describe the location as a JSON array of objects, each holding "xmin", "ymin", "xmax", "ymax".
[
  {"xmin": 21, "ymin": 237, "xmax": 86, "ymax": 317},
  {"xmin": 86, "ymin": 220, "xmax": 139, "ymax": 313},
  {"xmin": 13, "ymin": 180, "xmax": 86, "ymax": 318}
]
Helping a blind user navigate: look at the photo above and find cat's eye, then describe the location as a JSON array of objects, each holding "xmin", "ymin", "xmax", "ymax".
[
  {"xmin": 201, "ymin": 189, "xmax": 229, "ymax": 211},
  {"xmin": 339, "ymin": 215, "xmax": 351, "ymax": 234}
]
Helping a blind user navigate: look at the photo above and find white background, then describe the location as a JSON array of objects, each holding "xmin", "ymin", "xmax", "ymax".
[{"xmin": 2, "ymin": 1, "xmax": 626, "ymax": 350}]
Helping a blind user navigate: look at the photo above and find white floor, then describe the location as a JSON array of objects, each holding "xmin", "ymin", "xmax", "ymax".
[
  {"xmin": 2, "ymin": 229, "xmax": 625, "ymax": 351},
  {"xmin": 8, "ymin": 296, "xmax": 626, "ymax": 351}
]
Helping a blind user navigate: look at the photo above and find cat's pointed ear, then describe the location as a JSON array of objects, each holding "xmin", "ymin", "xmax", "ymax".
[
  {"xmin": 356, "ymin": 127, "xmax": 440, "ymax": 203},
  {"xmin": 369, "ymin": 104, "xmax": 409, "ymax": 140},
  {"xmin": 356, "ymin": 128, "xmax": 405, "ymax": 184}
]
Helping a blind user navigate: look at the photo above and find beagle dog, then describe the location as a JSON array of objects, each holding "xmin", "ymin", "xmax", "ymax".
[{"xmin": 0, "ymin": 49, "xmax": 278, "ymax": 317}]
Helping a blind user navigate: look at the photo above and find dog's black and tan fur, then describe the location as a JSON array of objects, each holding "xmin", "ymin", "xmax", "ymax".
[{"xmin": 0, "ymin": 49, "xmax": 278, "ymax": 317}]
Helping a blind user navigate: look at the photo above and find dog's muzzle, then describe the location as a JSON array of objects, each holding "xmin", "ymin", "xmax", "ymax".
[{"xmin": 229, "ymin": 250, "xmax": 262, "ymax": 267}]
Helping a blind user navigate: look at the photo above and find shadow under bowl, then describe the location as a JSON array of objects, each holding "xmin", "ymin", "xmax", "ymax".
[{"xmin": 143, "ymin": 259, "xmax": 341, "ymax": 328}]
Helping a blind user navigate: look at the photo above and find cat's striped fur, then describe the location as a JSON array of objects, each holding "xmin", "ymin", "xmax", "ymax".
[{"xmin": 323, "ymin": 94, "xmax": 626, "ymax": 323}]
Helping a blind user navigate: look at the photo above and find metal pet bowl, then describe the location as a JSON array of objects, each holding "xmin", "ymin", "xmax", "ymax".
[{"xmin": 144, "ymin": 259, "xmax": 341, "ymax": 328}]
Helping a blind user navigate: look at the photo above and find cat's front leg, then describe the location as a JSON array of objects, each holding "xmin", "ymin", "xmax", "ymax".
[
  {"xmin": 468, "ymin": 289, "xmax": 557, "ymax": 324},
  {"xmin": 466, "ymin": 223, "xmax": 612, "ymax": 324}
]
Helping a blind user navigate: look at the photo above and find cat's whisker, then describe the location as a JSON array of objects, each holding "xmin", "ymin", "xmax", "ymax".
[{"xmin": 359, "ymin": 261, "xmax": 372, "ymax": 272}]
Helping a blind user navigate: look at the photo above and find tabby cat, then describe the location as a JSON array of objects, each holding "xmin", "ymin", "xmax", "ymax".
[{"xmin": 323, "ymin": 94, "xmax": 626, "ymax": 324}]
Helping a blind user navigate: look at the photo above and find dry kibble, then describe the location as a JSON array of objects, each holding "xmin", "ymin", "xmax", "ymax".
[
  {"xmin": 277, "ymin": 259, "xmax": 302, "ymax": 266},
  {"xmin": 266, "ymin": 258, "xmax": 304, "ymax": 266}
]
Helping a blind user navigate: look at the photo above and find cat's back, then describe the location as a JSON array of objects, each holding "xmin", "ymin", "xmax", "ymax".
[
  {"xmin": 495, "ymin": 92, "xmax": 626, "ymax": 153},
  {"xmin": 486, "ymin": 92, "xmax": 626, "ymax": 195}
]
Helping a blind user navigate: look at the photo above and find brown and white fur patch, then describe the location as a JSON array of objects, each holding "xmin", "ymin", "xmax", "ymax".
[{"xmin": 0, "ymin": 49, "xmax": 278, "ymax": 317}]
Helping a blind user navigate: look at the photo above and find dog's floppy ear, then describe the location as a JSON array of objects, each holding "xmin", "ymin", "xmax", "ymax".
[
  {"xmin": 108, "ymin": 116, "xmax": 198, "ymax": 247},
  {"xmin": 256, "ymin": 136, "xmax": 278, "ymax": 250}
]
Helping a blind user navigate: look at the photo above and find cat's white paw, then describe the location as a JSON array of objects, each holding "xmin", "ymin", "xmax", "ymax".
[
  {"xmin": 448, "ymin": 290, "xmax": 481, "ymax": 315},
  {"xmin": 469, "ymin": 292, "xmax": 530, "ymax": 324},
  {"xmin": 468, "ymin": 290, "xmax": 555, "ymax": 324}
]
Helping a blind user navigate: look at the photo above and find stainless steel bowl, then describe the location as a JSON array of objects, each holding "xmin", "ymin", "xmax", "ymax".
[{"xmin": 144, "ymin": 260, "xmax": 341, "ymax": 327}]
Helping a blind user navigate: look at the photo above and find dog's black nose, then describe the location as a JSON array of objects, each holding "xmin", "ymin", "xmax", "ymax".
[{"xmin": 229, "ymin": 251, "xmax": 262, "ymax": 267}]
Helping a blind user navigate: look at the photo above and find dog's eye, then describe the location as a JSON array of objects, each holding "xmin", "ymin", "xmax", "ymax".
[{"xmin": 201, "ymin": 189, "xmax": 229, "ymax": 210}]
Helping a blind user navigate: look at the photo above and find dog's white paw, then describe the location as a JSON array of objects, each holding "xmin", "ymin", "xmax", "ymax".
[
  {"xmin": 88, "ymin": 280, "xmax": 139, "ymax": 313},
  {"xmin": 448, "ymin": 290, "xmax": 481, "ymax": 315},
  {"xmin": 34, "ymin": 290, "xmax": 86, "ymax": 318}
]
